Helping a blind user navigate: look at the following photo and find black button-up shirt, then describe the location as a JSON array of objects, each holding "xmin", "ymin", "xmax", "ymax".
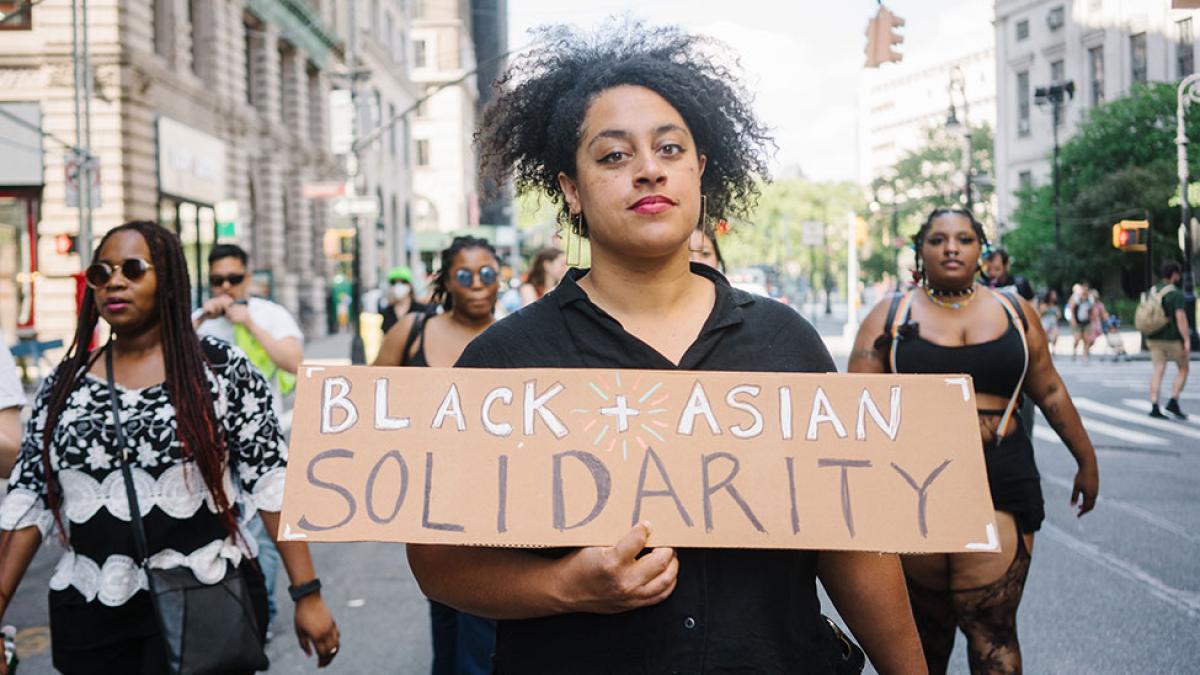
[{"xmin": 456, "ymin": 264, "xmax": 842, "ymax": 674}]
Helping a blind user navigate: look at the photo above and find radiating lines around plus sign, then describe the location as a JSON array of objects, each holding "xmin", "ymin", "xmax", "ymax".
[
  {"xmin": 638, "ymin": 382, "xmax": 663, "ymax": 404},
  {"xmin": 594, "ymin": 424, "xmax": 611, "ymax": 447},
  {"xmin": 640, "ymin": 423, "xmax": 665, "ymax": 442},
  {"xmin": 588, "ymin": 381, "xmax": 610, "ymax": 402}
]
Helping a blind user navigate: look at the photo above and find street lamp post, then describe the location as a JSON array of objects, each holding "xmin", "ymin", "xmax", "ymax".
[
  {"xmin": 1035, "ymin": 80, "xmax": 1075, "ymax": 253},
  {"xmin": 1175, "ymin": 74, "xmax": 1200, "ymax": 349},
  {"xmin": 946, "ymin": 66, "xmax": 972, "ymax": 213}
]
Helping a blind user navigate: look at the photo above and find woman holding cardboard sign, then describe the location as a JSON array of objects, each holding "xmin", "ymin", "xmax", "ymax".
[
  {"xmin": 407, "ymin": 21, "xmax": 925, "ymax": 674},
  {"xmin": 849, "ymin": 207, "xmax": 1099, "ymax": 674}
]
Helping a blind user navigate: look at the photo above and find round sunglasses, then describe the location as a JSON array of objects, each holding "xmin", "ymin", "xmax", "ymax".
[
  {"xmin": 85, "ymin": 258, "xmax": 155, "ymax": 289},
  {"xmin": 454, "ymin": 266, "xmax": 499, "ymax": 287}
]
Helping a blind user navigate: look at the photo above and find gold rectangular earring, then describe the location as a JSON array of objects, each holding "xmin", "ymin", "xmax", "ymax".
[{"xmin": 566, "ymin": 212, "xmax": 584, "ymax": 267}]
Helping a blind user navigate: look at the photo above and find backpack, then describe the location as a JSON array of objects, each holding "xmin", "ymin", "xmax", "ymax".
[
  {"xmin": 1074, "ymin": 297, "xmax": 1092, "ymax": 323},
  {"xmin": 1135, "ymin": 284, "xmax": 1175, "ymax": 334}
]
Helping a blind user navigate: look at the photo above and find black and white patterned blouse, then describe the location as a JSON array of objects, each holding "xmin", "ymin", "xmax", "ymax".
[{"xmin": 0, "ymin": 337, "xmax": 287, "ymax": 608}]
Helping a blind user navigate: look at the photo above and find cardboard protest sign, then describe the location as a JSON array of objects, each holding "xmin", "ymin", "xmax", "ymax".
[{"xmin": 278, "ymin": 367, "xmax": 1000, "ymax": 553}]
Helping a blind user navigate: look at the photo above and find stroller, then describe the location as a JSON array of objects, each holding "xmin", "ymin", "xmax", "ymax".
[{"xmin": 1101, "ymin": 315, "xmax": 1130, "ymax": 362}]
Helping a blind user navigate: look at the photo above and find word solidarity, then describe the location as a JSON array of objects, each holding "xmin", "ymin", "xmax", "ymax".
[{"xmin": 280, "ymin": 367, "xmax": 999, "ymax": 553}]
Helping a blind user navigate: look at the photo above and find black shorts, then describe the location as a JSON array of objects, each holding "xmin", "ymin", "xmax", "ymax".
[{"xmin": 984, "ymin": 424, "xmax": 1045, "ymax": 534}]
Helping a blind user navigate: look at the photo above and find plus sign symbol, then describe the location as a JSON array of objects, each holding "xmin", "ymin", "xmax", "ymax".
[{"xmin": 575, "ymin": 374, "xmax": 672, "ymax": 460}]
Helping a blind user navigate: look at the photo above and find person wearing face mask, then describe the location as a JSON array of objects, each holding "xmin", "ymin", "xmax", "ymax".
[
  {"xmin": 380, "ymin": 266, "xmax": 429, "ymax": 334},
  {"xmin": 372, "ymin": 237, "xmax": 501, "ymax": 674},
  {"xmin": 407, "ymin": 22, "xmax": 926, "ymax": 675},
  {"xmin": 850, "ymin": 208, "xmax": 1099, "ymax": 674}
]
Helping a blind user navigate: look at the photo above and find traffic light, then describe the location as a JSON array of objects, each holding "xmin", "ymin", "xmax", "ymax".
[
  {"xmin": 1111, "ymin": 220, "xmax": 1149, "ymax": 252},
  {"xmin": 865, "ymin": 5, "xmax": 905, "ymax": 68}
]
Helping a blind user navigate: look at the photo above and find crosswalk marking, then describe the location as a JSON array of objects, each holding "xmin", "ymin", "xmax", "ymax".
[
  {"xmin": 1074, "ymin": 398, "xmax": 1200, "ymax": 441},
  {"xmin": 1033, "ymin": 414, "xmax": 1167, "ymax": 446},
  {"xmin": 1077, "ymin": 415, "xmax": 1169, "ymax": 446},
  {"xmin": 1120, "ymin": 399, "xmax": 1200, "ymax": 429}
]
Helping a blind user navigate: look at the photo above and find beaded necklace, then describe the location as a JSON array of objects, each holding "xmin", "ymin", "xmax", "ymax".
[{"xmin": 923, "ymin": 282, "xmax": 977, "ymax": 310}]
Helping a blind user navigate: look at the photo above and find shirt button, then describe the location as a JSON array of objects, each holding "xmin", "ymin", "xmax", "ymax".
[{"xmin": 683, "ymin": 617, "xmax": 696, "ymax": 629}]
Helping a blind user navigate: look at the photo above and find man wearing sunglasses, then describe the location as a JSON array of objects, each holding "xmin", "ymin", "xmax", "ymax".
[{"xmin": 191, "ymin": 243, "xmax": 304, "ymax": 638}]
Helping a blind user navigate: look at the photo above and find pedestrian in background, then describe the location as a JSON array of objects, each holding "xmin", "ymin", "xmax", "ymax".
[
  {"xmin": 409, "ymin": 21, "xmax": 926, "ymax": 674},
  {"xmin": 380, "ymin": 266, "xmax": 428, "ymax": 334},
  {"xmin": 688, "ymin": 224, "xmax": 725, "ymax": 272},
  {"xmin": 373, "ymin": 236, "xmax": 501, "ymax": 674},
  {"xmin": 0, "ymin": 345, "xmax": 25, "ymax": 478},
  {"xmin": 1145, "ymin": 261, "xmax": 1191, "ymax": 419},
  {"xmin": 518, "ymin": 247, "xmax": 566, "ymax": 307},
  {"xmin": 982, "ymin": 245, "xmax": 1035, "ymax": 301},
  {"xmin": 1066, "ymin": 282, "xmax": 1096, "ymax": 362},
  {"xmin": 0, "ymin": 221, "xmax": 339, "ymax": 673},
  {"xmin": 192, "ymin": 243, "xmax": 304, "ymax": 636},
  {"xmin": 850, "ymin": 207, "xmax": 1099, "ymax": 675},
  {"xmin": 1039, "ymin": 289, "xmax": 1061, "ymax": 352}
]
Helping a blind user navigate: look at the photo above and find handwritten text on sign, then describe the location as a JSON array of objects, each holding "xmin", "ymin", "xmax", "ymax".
[{"xmin": 279, "ymin": 368, "xmax": 999, "ymax": 553}]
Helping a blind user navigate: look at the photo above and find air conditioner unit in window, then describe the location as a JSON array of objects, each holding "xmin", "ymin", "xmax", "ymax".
[{"xmin": 1048, "ymin": 6, "xmax": 1065, "ymax": 30}]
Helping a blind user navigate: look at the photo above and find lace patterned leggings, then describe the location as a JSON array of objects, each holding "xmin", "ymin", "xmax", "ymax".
[{"xmin": 906, "ymin": 533, "xmax": 1032, "ymax": 675}]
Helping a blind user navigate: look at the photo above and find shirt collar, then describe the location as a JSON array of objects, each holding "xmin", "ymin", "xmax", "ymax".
[{"xmin": 552, "ymin": 262, "xmax": 753, "ymax": 331}]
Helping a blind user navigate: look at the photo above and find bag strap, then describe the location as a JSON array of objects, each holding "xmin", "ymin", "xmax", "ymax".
[
  {"xmin": 399, "ymin": 312, "xmax": 428, "ymax": 367},
  {"xmin": 887, "ymin": 291, "xmax": 915, "ymax": 374},
  {"xmin": 988, "ymin": 289, "xmax": 1030, "ymax": 445},
  {"xmin": 105, "ymin": 344, "xmax": 153, "ymax": 567}
]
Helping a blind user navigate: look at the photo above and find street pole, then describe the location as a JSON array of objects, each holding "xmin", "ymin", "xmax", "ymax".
[
  {"xmin": 1175, "ymin": 75, "xmax": 1200, "ymax": 349},
  {"xmin": 70, "ymin": 0, "xmax": 93, "ymax": 265},
  {"xmin": 347, "ymin": 0, "xmax": 366, "ymax": 364},
  {"xmin": 1052, "ymin": 101, "xmax": 1061, "ymax": 252},
  {"xmin": 844, "ymin": 211, "xmax": 860, "ymax": 340},
  {"xmin": 948, "ymin": 66, "xmax": 972, "ymax": 213}
]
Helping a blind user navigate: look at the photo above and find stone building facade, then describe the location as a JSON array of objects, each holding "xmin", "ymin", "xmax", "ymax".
[{"xmin": 0, "ymin": 0, "xmax": 343, "ymax": 344}]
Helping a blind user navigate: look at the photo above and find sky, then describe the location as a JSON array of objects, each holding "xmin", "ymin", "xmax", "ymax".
[{"xmin": 506, "ymin": 0, "xmax": 973, "ymax": 183}]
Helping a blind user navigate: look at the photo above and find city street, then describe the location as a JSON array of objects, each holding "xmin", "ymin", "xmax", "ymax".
[{"xmin": 5, "ymin": 337, "xmax": 1198, "ymax": 673}]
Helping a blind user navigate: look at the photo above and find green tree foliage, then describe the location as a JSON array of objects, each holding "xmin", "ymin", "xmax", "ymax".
[
  {"xmin": 1005, "ymin": 83, "xmax": 1200, "ymax": 295},
  {"xmin": 866, "ymin": 124, "xmax": 995, "ymax": 282},
  {"xmin": 723, "ymin": 178, "xmax": 865, "ymax": 294}
]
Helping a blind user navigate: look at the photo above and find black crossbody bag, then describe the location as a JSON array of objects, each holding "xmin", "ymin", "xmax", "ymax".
[{"xmin": 105, "ymin": 346, "xmax": 269, "ymax": 674}]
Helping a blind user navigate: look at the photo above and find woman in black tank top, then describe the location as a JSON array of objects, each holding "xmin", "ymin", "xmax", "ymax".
[
  {"xmin": 373, "ymin": 236, "xmax": 501, "ymax": 675},
  {"xmin": 849, "ymin": 208, "xmax": 1099, "ymax": 675}
]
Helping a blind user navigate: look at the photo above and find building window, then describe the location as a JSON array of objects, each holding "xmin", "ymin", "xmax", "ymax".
[
  {"xmin": 1179, "ymin": 18, "xmax": 1195, "ymax": 79},
  {"xmin": 416, "ymin": 139, "xmax": 430, "ymax": 166},
  {"xmin": 414, "ymin": 39, "xmax": 428, "ymax": 68},
  {"xmin": 1050, "ymin": 59, "xmax": 1064, "ymax": 83},
  {"xmin": 385, "ymin": 12, "xmax": 394, "ymax": 58},
  {"xmin": 1017, "ymin": 70, "xmax": 1031, "ymax": 137},
  {"xmin": 1016, "ymin": 19, "xmax": 1029, "ymax": 42},
  {"xmin": 242, "ymin": 21, "xmax": 254, "ymax": 105},
  {"xmin": 1131, "ymin": 33, "xmax": 1147, "ymax": 84},
  {"xmin": 1089, "ymin": 46, "xmax": 1105, "ymax": 106},
  {"xmin": 1047, "ymin": 6, "xmax": 1065, "ymax": 31},
  {"xmin": 388, "ymin": 103, "xmax": 397, "ymax": 157},
  {"xmin": 153, "ymin": 0, "xmax": 171, "ymax": 60},
  {"xmin": 279, "ymin": 42, "xmax": 294, "ymax": 123},
  {"xmin": 0, "ymin": 0, "xmax": 33, "ymax": 30},
  {"xmin": 1019, "ymin": 171, "xmax": 1033, "ymax": 191}
]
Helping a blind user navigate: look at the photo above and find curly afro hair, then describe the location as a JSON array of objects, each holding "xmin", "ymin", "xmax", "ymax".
[{"xmin": 476, "ymin": 20, "xmax": 774, "ymax": 237}]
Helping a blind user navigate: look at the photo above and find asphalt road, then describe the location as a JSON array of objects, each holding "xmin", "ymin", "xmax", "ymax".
[{"xmin": 5, "ymin": 356, "xmax": 1198, "ymax": 673}]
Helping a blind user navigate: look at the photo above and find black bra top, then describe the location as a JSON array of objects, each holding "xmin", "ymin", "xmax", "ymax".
[
  {"xmin": 892, "ymin": 313, "xmax": 1025, "ymax": 398},
  {"xmin": 402, "ymin": 313, "xmax": 431, "ymax": 367}
]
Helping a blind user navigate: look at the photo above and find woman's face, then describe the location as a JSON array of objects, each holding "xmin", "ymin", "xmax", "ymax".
[
  {"xmin": 449, "ymin": 247, "xmax": 500, "ymax": 319},
  {"xmin": 545, "ymin": 253, "xmax": 567, "ymax": 284},
  {"xmin": 689, "ymin": 230, "xmax": 720, "ymax": 270},
  {"xmin": 558, "ymin": 85, "xmax": 707, "ymax": 261},
  {"xmin": 920, "ymin": 213, "xmax": 981, "ymax": 289},
  {"xmin": 94, "ymin": 230, "xmax": 159, "ymax": 334}
]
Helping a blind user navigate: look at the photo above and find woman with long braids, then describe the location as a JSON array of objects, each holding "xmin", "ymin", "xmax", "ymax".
[
  {"xmin": 849, "ymin": 207, "xmax": 1099, "ymax": 674},
  {"xmin": 374, "ymin": 236, "xmax": 501, "ymax": 674},
  {"xmin": 408, "ymin": 22, "xmax": 925, "ymax": 674},
  {"xmin": 0, "ymin": 221, "xmax": 339, "ymax": 673}
]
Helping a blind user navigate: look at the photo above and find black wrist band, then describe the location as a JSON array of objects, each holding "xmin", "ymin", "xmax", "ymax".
[{"xmin": 288, "ymin": 578, "xmax": 322, "ymax": 602}]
